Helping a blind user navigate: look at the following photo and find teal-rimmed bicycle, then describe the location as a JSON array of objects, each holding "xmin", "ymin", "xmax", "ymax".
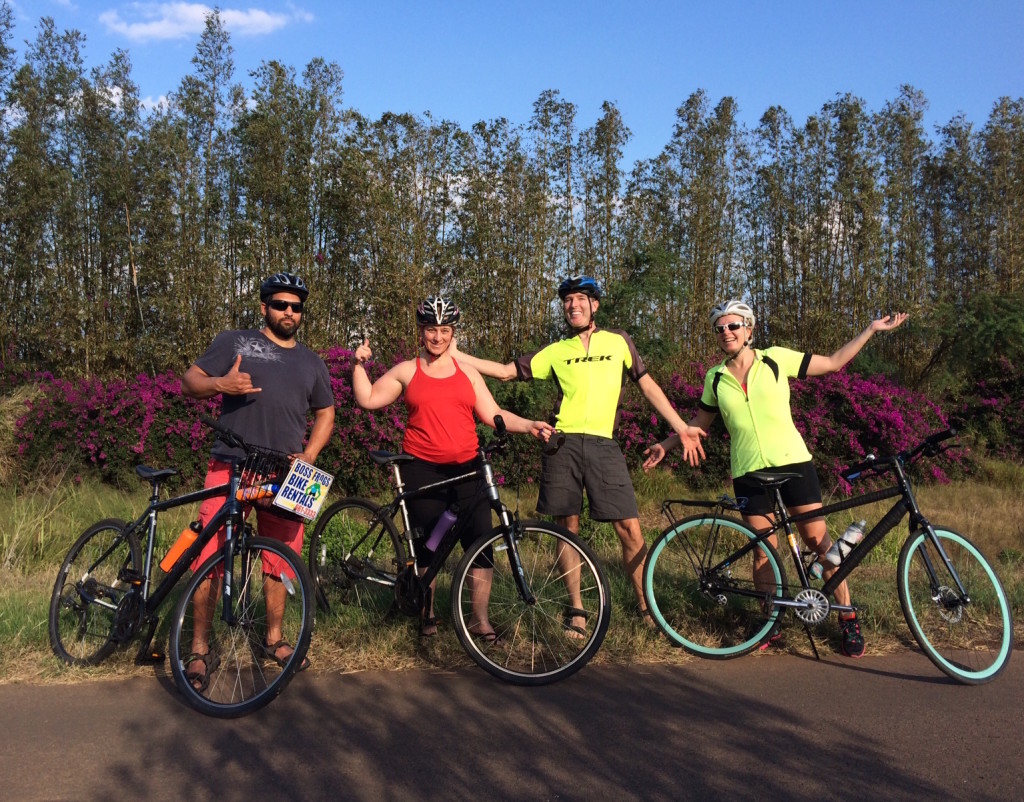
[{"xmin": 642, "ymin": 428, "xmax": 1013, "ymax": 685}]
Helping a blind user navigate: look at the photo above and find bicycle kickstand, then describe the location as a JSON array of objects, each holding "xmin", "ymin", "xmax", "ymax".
[
  {"xmin": 134, "ymin": 615, "xmax": 165, "ymax": 664},
  {"xmin": 802, "ymin": 624, "xmax": 820, "ymax": 661}
]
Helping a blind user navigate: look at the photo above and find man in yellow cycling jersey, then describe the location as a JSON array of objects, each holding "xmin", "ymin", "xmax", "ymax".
[{"xmin": 451, "ymin": 275, "xmax": 705, "ymax": 627}]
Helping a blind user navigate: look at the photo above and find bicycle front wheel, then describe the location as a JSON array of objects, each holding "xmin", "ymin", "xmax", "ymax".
[
  {"xmin": 169, "ymin": 536, "xmax": 315, "ymax": 717},
  {"xmin": 307, "ymin": 496, "xmax": 405, "ymax": 620},
  {"xmin": 49, "ymin": 518, "xmax": 141, "ymax": 665},
  {"xmin": 451, "ymin": 520, "xmax": 610, "ymax": 686},
  {"xmin": 643, "ymin": 514, "xmax": 787, "ymax": 658},
  {"xmin": 898, "ymin": 526, "xmax": 1013, "ymax": 684}
]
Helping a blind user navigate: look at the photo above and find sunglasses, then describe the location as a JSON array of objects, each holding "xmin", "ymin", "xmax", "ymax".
[
  {"xmin": 713, "ymin": 321, "xmax": 745, "ymax": 334},
  {"xmin": 267, "ymin": 299, "xmax": 304, "ymax": 313}
]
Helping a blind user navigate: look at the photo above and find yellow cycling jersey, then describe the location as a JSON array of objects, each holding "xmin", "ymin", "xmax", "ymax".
[
  {"xmin": 515, "ymin": 329, "xmax": 647, "ymax": 438},
  {"xmin": 699, "ymin": 346, "xmax": 813, "ymax": 478}
]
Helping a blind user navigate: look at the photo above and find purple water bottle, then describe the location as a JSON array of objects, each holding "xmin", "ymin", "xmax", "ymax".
[{"xmin": 425, "ymin": 505, "xmax": 458, "ymax": 551}]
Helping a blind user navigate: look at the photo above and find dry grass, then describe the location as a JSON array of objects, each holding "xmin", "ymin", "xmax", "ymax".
[
  {"xmin": 0, "ymin": 384, "xmax": 40, "ymax": 486},
  {"xmin": 2, "ymin": 464, "xmax": 1022, "ymax": 686}
]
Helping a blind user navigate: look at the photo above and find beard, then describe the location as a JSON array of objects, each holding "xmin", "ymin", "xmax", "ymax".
[{"xmin": 265, "ymin": 312, "xmax": 300, "ymax": 341}]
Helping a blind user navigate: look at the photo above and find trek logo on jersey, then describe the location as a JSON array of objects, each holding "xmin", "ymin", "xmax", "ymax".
[{"xmin": 562, "ymin": 355, "xmax": 613, "ymax": 365}]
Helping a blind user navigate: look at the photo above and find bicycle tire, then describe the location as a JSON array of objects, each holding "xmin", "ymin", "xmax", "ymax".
[
  {"xmin": 643, "ymin": 514, "xmax": 788, "ymax": 658},
  {"xmin": 450, "ymin": 520, "xmax": 610, "ymax": 686},
  {"xmin": 897, "ymin": 526, "xmax": 1013, "ymax": 685},
  {"xmin": 49, "ymin": 518, "xmax": 141, "ymax": 665},
  {"xmin": 169, "ymin": 536, "xmax": 315, "ymax": 717},
  {"xmin": 307, "ymin": 496, "xmax": 405, "ymax": 619}
]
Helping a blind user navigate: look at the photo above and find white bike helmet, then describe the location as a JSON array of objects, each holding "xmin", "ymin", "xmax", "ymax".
[{"xmin": 709, "ymin": 298, "xmax": 755, "ymax": 328}]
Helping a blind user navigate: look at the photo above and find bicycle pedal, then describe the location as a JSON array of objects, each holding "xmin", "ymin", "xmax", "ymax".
[
  {"xmin": 135, "ymin": 650, "xmax": 166, "ymax": 665},
  {"xmin": 119, "ymin": 569, "xmax": 146, "ymax": 586}
]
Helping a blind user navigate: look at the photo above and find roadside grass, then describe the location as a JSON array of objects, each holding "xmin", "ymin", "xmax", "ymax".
[{"xmin": 2, "ymin": 461, "xmax": 1022, "ymax": 684}]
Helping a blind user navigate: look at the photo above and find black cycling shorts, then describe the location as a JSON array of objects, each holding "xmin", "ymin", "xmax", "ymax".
[{"xmin": 731, "ymin": 460, "xmax": 822, "ymax": 516}]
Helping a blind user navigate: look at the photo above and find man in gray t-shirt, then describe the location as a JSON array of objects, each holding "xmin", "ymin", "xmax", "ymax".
[{"xmin": 181, "ymin": 272, "xmax": 334, "ymax": 685}]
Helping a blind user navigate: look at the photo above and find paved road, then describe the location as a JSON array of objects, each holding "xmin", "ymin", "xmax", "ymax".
[{"xmin": 1, "ymin": 649, "xmax": 1019, "ymax": 801}]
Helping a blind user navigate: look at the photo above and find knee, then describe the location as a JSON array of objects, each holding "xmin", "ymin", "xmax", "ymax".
[{"xmin": 614, "ymin": 520, "xmax": 644, "ymax": 550}]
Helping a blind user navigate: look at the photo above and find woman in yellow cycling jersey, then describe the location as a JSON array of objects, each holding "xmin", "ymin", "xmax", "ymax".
[{"xmin": 644, "ymin": 299, "xmax": 907, "ymax": 657}]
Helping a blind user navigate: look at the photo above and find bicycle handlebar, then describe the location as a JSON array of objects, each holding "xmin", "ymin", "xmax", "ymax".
[
  {"xmin": 200, "ymin": 415, "xmax": 248, "ymax": 452},
  {"xmin": 841, "ymin": 427, "xmax": 958, "ymax": 482},
  {"xmin": 482, "ymin": 414, "xmax": 510, "ymax": 458}
]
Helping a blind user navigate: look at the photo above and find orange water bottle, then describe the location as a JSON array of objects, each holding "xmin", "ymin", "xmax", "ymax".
[{"xmin": 160, "ymin": 521, "xmax": 202, "ymax": 572}]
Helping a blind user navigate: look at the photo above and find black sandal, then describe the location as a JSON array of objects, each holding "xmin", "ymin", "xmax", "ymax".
[
  {"xmin": 563, "ymin": 606, "xmax": 589, "ymax": 639},
  {"xmin": 419, "ymin": 615, "xmax": 439, "ymax": 638},
  {"xmin": 184, "ymin": 650, "xmax": 220, "ymax": 692},
  {"xmin": 469, "ymin": 628, "xmax": 504, "ymax": 646},
  {"xmin": 636, "ymin": 605, "xmax": 656, "ymax": 628}
]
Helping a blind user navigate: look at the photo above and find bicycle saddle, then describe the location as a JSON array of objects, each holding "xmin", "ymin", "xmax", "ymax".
[
  {"xmin": 369, "ymin": 451, "xmax": 415, "ymax": 466},
  {"xmin": 747, "ymin": 470, "xmax": 801, "ymax": 488},
  {"xmin": 135, "ymin": 465, "xmax": 178, "ymax": 482}
]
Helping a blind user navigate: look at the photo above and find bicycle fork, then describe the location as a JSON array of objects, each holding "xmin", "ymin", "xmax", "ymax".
[{"xmin": 483, "ymin": 460, "xmax": 536, "ymax": 606}]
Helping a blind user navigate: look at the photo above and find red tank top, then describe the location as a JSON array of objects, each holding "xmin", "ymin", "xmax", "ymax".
[{"xmin": 402, "ymin": 358, "xmax": 479, "ymax": 463}]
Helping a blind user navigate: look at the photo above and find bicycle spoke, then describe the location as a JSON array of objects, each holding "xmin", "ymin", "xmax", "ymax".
[
  {"xmin": 49, "ymin": 519, "xmax": 139, "ymax": 666},
  {"xmin": 451, "ymin": 522, "xmax": 610, "ymax": 685},
  {"xmin": 308, "ymin": 498, "xmax": 403, "ymax": 622},
  {"xmin": 644, "ymin": 515, "xmax": 787, "ymax": 658},
  {"xmin": 898, "ymin": 528, "xmax": 1012, "ymax": 684}
]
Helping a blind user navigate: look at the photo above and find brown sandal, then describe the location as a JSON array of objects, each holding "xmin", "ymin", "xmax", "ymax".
[{"xmin": 262, "ymin": 639, "xmax": 310, "ymax": 671}]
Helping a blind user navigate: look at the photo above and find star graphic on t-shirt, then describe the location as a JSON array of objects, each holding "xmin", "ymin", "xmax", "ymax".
[{"xmin": 235, "ymin": 337, "xmax": 283, "ymax": 363}]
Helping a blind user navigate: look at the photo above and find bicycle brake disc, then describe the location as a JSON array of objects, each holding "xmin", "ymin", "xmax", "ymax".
[
  {"xmin": 934, "ymin": 586, "xmax": 965, "ymax": 623},
  {"xmin": 793, "ymin": 588, "xmax": 830, "ymax": 624}
]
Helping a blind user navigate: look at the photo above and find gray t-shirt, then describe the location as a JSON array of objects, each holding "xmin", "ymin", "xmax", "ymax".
[{"xmin": 194, "ymin": 330, "xmax": 334, "ymax": 460}]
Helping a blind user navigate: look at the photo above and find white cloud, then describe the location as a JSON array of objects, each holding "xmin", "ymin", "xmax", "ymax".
[{"xmin": 99, "ymin": 2, "xmax": 308, "ymax": 42}]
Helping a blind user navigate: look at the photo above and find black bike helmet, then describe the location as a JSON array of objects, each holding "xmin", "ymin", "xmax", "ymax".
[
  {"xmin": 416, "ymin": 296, "xmax": 461, "ymax": 326},
  {"xmin": 557, "ymin": 275, "xmax": 602, "ymax": 301},
  {"xmin": 260, "ymin": 272, "xmax": 309, "ymax": 302}
]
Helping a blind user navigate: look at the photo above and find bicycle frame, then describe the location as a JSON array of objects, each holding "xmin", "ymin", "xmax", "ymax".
[
  {"xmin": 89, "ymin": 461, "xmax": 256, "ymax": 660},
  {"xmin": 672, "ymin": 429, "xmax": 973, "ymax": 618},
  {"xmin": 367, "ymin": 436, "xmax": 536, "ymax": 607}
]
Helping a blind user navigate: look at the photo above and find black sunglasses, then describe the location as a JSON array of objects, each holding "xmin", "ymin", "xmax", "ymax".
[
  {"xmin": 713, "ymin": 321, "xmax": 745, "ymax": 334},
  {"xmin": 267, "ymin": 299, "xmax": 304, "ymax": 313}
]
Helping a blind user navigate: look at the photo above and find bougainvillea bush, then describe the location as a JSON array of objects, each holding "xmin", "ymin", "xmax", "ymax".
[
  {"xmin": 4, "ymin": 354, "xmax": 999, "ymax": 497},
  {"xmin": 13, "ymin": 370, "xmax": 219, "ymax": 487},
  {"xmin": 616, "ymin": 365, "xmax": 969, "ymax": 494}
]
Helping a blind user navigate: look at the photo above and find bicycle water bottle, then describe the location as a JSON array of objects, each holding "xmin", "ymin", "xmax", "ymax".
[
  {"xmin": 425, "ymin": 505, "xmax": 458, "ymax": 551},
  {"xmin": 237, "ymin": 482, "xmax": 279, "ymax": 502},
  {"xmin": 160, "ymin": 520, "xmax": 202, "ymax": 572},
  {"xmin": 824, "ymin": 520, "xmax": 867, "ymax": 566},
  {"xmin": 808, "ymin": 557, "xmax": 825, "ymax": 581}
]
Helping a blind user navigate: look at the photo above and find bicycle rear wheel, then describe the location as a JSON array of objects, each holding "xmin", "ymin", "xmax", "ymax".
[
  {"xmin": 49, "ymin": 518, "xmax": 141, "ymax": 665},
  {"xmin": 643, "ymin": 514, "xmax": 787, "ymax": 658},
  {"xmin": 169, "ymin": 536, "xmax": 314, "ymax": 717},
  {"xmin": 307, "ymin": 496, "xmax": 404, "ymax": 620},
  {"xmin": 451, "ymin": 520, "xmax": 610, "ymax": 686},
  {"xmin": 898, "ymin": 526, "xmax": 1013, "ymax": 684}
]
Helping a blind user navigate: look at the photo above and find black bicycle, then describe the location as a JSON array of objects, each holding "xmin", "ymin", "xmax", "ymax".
[
  {"xmin": 48, "ymin": 417, "xmax": 316, "ymax": 717},
  {"xmin": 307, "ymin": 417, "xmax": 611, "ymax": 685},
  {"xmin": 642, "ymin": 428, "xmax": 1013, "ymax": 684}
]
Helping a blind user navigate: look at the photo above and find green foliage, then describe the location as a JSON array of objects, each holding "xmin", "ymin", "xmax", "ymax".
[{"xmin": 0, "ymin": 4, "xmax": 1021, "ymax": 410}]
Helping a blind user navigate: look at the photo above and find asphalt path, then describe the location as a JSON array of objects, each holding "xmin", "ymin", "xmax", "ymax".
[{"xmin": 1, "ymin": 648, "xmax": 1019, "ymax": 801}]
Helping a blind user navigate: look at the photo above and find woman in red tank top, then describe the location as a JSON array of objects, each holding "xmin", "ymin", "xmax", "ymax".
[{"xmin": 352, "ymin": 296, "xmax": 554, "ymax": 639}]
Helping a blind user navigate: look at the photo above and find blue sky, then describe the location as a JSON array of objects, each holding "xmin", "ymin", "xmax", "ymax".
[{"xmin": 13, "ymin": 1, "xmax": 1024, "ymax": 166}]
